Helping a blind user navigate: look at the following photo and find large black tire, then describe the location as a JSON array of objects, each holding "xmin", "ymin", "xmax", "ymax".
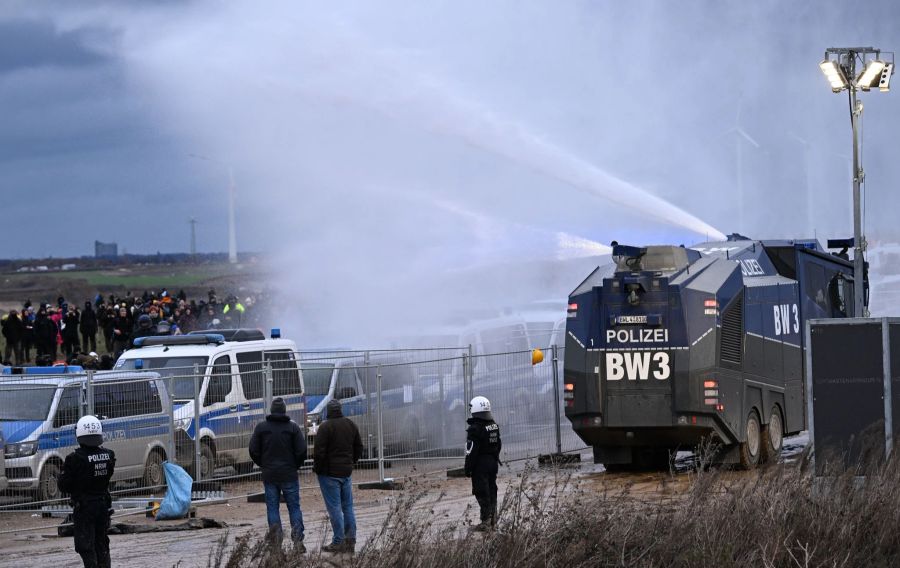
[
  {"xmin": 143, "ymin": 450, "xmax": 166, "ymax": 489},
  {"xmin": 761, "ymin": 406, "xmax": 784, "ymax": 464},
  {"xmin": 739, "ymin": 410, "xmax": 762, "ymax": 469},
  {"xmin": 37, "ymin": 461, "xmax": 63, "ymax": 503},
  {"xmin": 234, "ymin": 462, "xmax": 255, "ymax": 475}
]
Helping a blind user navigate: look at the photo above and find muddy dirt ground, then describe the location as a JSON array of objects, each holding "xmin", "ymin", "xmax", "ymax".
[
  {"xmin": 0, "ymin": 453, "xmax": 679, "ymax": 568},
  {"xmin": 0, "ymin": 433, "xmax": 809, "ymax": 567}
]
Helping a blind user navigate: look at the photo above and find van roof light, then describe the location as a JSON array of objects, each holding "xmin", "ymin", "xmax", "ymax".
[
  {"xmin": 133, "ymin": 334, "xmax": 225, "ymax": 348},
  {"xmin": 186, "ymin": 329, "xmax": 266, "ymax": 342}
]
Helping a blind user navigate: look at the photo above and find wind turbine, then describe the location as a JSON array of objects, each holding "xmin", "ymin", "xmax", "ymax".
[
  {"xmin": 189, "ymin": 217, "xmax": 198, "ymax": 258},
  {"xmin": 189, "ymin": 153, "xmax": 238, "ymax": 264},
  {"xmin": 723, "ymin": 96, "xmax": 760, "ymax": 235}
]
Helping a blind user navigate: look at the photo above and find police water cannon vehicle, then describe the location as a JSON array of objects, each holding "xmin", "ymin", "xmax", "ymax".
[{"xmin": 563, "ymin": 235, "xmax": 860, "ymax": 469}]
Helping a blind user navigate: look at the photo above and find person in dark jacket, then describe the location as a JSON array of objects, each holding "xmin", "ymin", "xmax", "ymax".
[
  {"xmin": 2, "ymin": 309, "xmax": 24, "ymax": 365},
  {"xmin": 111, "ymin": 307, "xmax": 132, "ymax": 357},
  {"xmin": 34, "ymin": 307, "xmax": 58, "ymax": 360},
  {"xmin": 62, "ymin": 305, "xmax": 80, "ymax": 358},
  {"xmin": 314, "ymin": 399, "xmax": 363, "ymax": 553},
  {"xmin": 99, "ymin": 307, "xmax": 115, "ymax": 354},
  {"xmin": 58, "ymin": 415, "xmax": 116, "ymax": 568},
  {"xmin": 80, "ymin": 302, "xmax": 98, "ymax": 354},
  {"xmin": 21, "ymin": 305, "xmax": 35, "ymax": 363},
  {"xmin": 129, "ymin": 314, "xmax": 157, "ymax": 347},
  {"xmin": 249, "ymin": 397, "xmax": 308, "ymax": 549},
  {"xmin": 465, "ymin": 396, "xmax": 502, "ymax": 531}
]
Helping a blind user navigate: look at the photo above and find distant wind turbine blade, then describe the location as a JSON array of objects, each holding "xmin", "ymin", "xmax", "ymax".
[
  {"xmin": 736, "ymin": 128, "xmax": 760, "ymax": 148},
  {"xmin": 787, "ymin": 131, "xmax": 809, "ymax": 146}
]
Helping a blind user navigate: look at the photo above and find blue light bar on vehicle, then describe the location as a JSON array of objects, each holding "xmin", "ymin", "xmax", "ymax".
[
  {"xmin": 132, "ymin": 334, "xmax": 226, "ymax": 348},
  {"xmin": 2, "ymin": 365, "xmax": 84, "ymax": 375}
]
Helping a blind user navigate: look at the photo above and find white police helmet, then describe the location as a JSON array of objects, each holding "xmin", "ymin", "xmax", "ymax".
[
  {"xmin": 76, "ymin": 415, "xmax": 103, "ymax": 446},
  {"xmin": 470, "ymin": 396, "xmax": 491, "ymax": 414}
]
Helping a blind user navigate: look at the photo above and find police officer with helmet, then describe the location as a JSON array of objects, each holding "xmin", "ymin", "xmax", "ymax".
[
  {"xmin": 464, "ymin": 396, "xmax": 502, "ymax": 531},
  {"xmin": 58, "ymin": 415, "xmax": 116, "ymax": 568}
]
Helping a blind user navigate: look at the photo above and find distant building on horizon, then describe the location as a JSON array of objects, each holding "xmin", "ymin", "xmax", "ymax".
[{"xmin": 95, "ymin": 241, "xmax": 118, "ymax": 258}]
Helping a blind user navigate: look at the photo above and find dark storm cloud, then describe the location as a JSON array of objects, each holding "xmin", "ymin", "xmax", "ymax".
[
  {"xmin": 0, "ymin": 19, "xmax": 105, "ymax": 74},
  {"xmin": 0, "ymin": 14, "xmax": 222, "ymax": 258},
  {"xmin": 2, "ymin": 1, "xmax": 900, "ymax": 338}
]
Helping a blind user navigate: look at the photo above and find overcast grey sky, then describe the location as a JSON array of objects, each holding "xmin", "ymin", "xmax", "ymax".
[
  {"xmin": 2, "ymin": 1, "xmax": 898, "ymax": 260},
  {"xmin": 2, "ymin": 1, "xmax": 899, "ymax": 341}
]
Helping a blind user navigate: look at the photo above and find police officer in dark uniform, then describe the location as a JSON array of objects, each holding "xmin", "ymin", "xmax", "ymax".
[
  {"xmin": 464, "ymin": 396, "xmax": 502, "ymax": 531},
  {"xmin": 58, "ymin": 415, "xmax": 116, "ymax": 568}
]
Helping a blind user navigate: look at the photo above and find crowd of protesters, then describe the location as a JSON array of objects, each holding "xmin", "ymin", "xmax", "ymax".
[{"xmin": 0, "ymin": 288, "xmax": 265, "ymax": 368}]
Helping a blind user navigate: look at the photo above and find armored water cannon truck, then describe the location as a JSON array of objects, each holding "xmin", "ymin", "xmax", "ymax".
[{"xmin": 563, "ymin": 235, "xmax": 859, "ymax": 469}]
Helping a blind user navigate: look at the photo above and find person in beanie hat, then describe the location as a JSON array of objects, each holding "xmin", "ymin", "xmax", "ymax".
[
  {"xmin": 314, "ymin": 399, "xmax": 363, "ymax": 554},
  {"xmin": 249, "ymin": 397, "xmax": 308, "ymax": 550}
]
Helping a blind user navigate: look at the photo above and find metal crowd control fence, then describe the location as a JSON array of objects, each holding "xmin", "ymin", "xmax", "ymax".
[{"xmin": 0, "ymin": 343, "xmax": 585, "ymax": 511}]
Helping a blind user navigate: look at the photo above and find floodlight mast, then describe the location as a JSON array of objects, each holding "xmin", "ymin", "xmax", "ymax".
[{"xmin": 821, "ymin": 47, "xmax": 894, "ymax": 317}]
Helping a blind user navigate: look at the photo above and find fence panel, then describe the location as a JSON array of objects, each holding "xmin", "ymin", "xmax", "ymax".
[{"xmin": 0, "ymin": 342, "xmax": 583, "ymax": 511}]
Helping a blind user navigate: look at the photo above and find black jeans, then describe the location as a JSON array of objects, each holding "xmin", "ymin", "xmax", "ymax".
[
  {"xmin": 82, "ymin": 332, "xmax": 97, "ymax": 354},
  {"xmin": 3, "ymin": 339, "xmax": 22, "ymax": 365},
  {"xmin": 73, "ymin": 496, "xmax": 111, "ymax": 568},
  {"xmin": 471, "ymin": 467, "xmax": 498, "ymax": 524}
]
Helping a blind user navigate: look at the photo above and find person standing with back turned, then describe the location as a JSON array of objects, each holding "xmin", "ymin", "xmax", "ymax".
[
  {"xmin": 57, "ymin": 415, "xmax": 116, "ymax": 568},
  {"xmin": 314, "ymin": 399, "xmax": 363, "ymax": 554},
  {"xmin": 249, "ymin": 397, "xmax": 308, "ymax": 551},
  {"xmin": 465, "ymin": 396, "xmax": 502, "ymax": 531}
]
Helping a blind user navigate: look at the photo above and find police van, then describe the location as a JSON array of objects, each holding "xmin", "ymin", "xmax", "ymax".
[
  {"xmin": 0, "ymin": 371, "xmax": 171, "ymax": 501},
  {"xmin": 114, "ymin": 329, "xmax": 305, "ymax": 478},
  {"xmin": 457, "ymin": 316, "xmax": 562, "ymax": 426},
  {"xmin": 302, "ymin": 354, "xmax": 436, "ymax": 458}
]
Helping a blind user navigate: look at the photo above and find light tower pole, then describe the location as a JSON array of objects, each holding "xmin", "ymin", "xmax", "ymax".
[{"xmin": 819, "ymin": 47, "xmax": 894, "ymax": 317}]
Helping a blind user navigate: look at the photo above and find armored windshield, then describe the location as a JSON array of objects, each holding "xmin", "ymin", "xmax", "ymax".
[{"xmin": 614, "ymin": 245, "xmax": 699, "ymax": 273}]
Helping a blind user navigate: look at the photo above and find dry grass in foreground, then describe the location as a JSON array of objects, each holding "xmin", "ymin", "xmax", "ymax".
[{"xmin": 203, "ymin": 454, "xmax": 900, "ymax": 568}]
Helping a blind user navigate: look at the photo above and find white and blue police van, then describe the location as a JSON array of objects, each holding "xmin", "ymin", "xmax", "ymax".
[
  {"xmin": 0, "ymin": 370, "xmax": 171, "ymax": 502},
  {"xmin": 114, "ymin": 329, "xmax": 305, "ymax": 478},
  {"xmin": 301, "ymin": 354, "xmax": 439, "ymax": 458}
]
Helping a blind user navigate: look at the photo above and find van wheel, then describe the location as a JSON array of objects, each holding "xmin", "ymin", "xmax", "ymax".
[
  {"xmin": 739, "ymin": 410, "xmax": 762, "ymax": 469},
  {"xmin": 761, "ymin": 406, "xmax": 784, "ymax": 464},
  {"xmin": 188, "ymin": 443, "xmax": 216, "ymax": 480},
  {"xmin": 234, "ymin": 462, "xmax": 255, "ymax": 475},
  {"xmin": 143, "ymin": 451, "xmax": 165, "ymax": 489},
  {"xmin": 199, "ymin": 443, "xmax": 216, "ymax": 480},
  {"xmin": 37, "ymin": 462, "xmax": 63, "ymax": 503}
]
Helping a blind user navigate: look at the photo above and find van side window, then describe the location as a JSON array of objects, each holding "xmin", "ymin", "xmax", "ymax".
[
  {"xmin": 336, "ymin": 367, "xmax": 359, "ymax": 399},
  {"xmin": 54, "ymin": 386, "xmax": 81, "ymax": 429},
  {"xmin": 205, "ymin": 355, "xmax": 233, "ymax": 406},
  {"xmin": 95, "ymin": 380, "xmax": 162, "ymax": 419},
  {"xmin": 266, "ymin": 350, "xmax": 302, "ymax": 396},
  {"xmin": 237, "ymin": 351, "xmax": 264, "ymax": 400},
  {"xmin": 379, "ymin": 360, "xmax": 414, "ymax": 391}
]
